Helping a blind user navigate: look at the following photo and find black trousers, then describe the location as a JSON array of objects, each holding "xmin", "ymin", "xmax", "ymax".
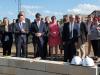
[
  {"xmin": 43, "ymin": 38, "xmax": 48, "ymax": 58},
  {"xmin": 91, "ymin": 39, "xmax": 100, "ymax": 57},
  {"xmin": 33, "ymin": 42, "xmax": 39, "ymax": 57},
  {"xmin": 2, "ymin": 41, "xmax": 12, "ymax": 56},
  {"xmin": 33, "ymin": 40, "xmax": 47, "ymax": 59},
  {"xmin": 64, "ymin": 40, "xmax": 76, "ymax": 62},
  {"xmin": 16, "ymin": 37, "xmax": 27, "ymax": 58}
]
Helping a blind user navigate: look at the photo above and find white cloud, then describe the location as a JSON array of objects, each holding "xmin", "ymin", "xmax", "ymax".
[
  {"xmin": 22, "ymin": 5, "xmax": 43, "ymax": 9},
  {"xmin": 67, "ymin": 3, "xmax": 100, "ymax": 15},
  {"xmin": 22, "ymin": 4, "xmax": 64, "ymax": 18},
  {"xmin": 22, "ymin": 5, "xmax": 64, "ymax": 18},
  {"xmin": 43, "ymin": 10, "xmax": 64, "ymax": 16}
]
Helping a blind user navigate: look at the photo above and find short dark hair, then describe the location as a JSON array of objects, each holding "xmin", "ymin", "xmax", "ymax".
[
  {"xmin": 87, "ymin": 15, "xmax": 94, "ymax": 18},
  {"xmin": 63, "ymin": 15, "xmax": 68, "ymax": 22},
  {"xmin": 51, "ymin": 16, "xmax": 56, "ymax": 20},
  {"xmin": 18, "ymin": 14, "xmax": 23, "ymax": 19},
  {"xmin": 63, "ymin": 15, "xmax": 68, "ymax": 18},
  {"xmin": 35, "ymin": 13, "xmax": 41, "ymax": 18}
]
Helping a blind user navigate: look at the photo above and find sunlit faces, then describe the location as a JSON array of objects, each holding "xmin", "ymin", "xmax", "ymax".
[
  {"xmin": 75, "ymin": 15, "xmax": 81, "ymax": 23},
  {"xmin": 19, "ymin": 15, "xmax": 25, "ymax": 22},
  {"xmin": 3, "ymin": 17, "xmax": 9, "ymax": 25},
  {"xmin": 36, "ymin": 16, "xmax": 41, "ymax": 21},
  {"xmin": 13, "ymin": 19, "xmax": 16, "ymax": 23},
  {"xmin": 87, "ymin": 15, "xmax": 93, "ymax": 22},
  {"xmin": 63, "ymin": 15, "xmax": 69, "ymax": 23},
  {"xmin": 51, "ymin": 16, "xmax": 56, "ymax": 23},
  {"xmin": 35, "ymin": 13, "xmax": 41, "ymax": 21},
  {"xmin": 45, "ymin": 16, "xmax": 50, "ymax": 23},
  {"xmin": 69, "ymin": 15, "xmax": 75, "ymax": 22},
  {"xmin": 19, "ymin": 11, "xmax": 25, "ymax": 18}
]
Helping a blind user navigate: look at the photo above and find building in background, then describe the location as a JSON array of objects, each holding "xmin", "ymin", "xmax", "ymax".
[{"xmin": 90, "ymin": 10, "xmax": 100, "ymax": 17}]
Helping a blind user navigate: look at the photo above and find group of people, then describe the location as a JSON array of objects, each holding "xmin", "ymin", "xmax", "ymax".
[{"xmin": 0, "ymin": 11, "xmax": 100, "ymax": 63}]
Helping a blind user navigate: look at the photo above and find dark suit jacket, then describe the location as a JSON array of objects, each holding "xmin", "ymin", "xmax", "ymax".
[
  {"xmin": 80, "ymin": 22, "xmax": 87, "ymax": 44},
  {"xmin": 16, "ymin": 18, "xmax": 30, "ymax": 24},
  {"xmin": 16, "ymin": 18, "xmax": 31, "ymax": 33},
  {"xmin": 16, "ymin": 18, "xmax": 31, "ymax": 43},
  {"xmin": 31, "ymin": 21, "xmax": 46, "ymax": 45},
  {"xmin": 44, "ymin": 22, "xmax": 49, "ymax": 42},
  {"xmin": 1, "ymin": 24, "xmax": 13, "ymax": 43},
  {"xmin": 62, "ymin": 22, "xmax": 78, "ymax": 43},
  {"xmin": 14, "ymin": 22, "xmax": 29, "ymax": 43}
]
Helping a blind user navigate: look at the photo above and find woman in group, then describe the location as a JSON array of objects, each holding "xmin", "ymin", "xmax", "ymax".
[
  {"xmin": 90, "ymin": 17, "xmax": 100, "ymax": 62},
  {"xmin": 48, "ymin": 16, "xmax": 62, "ymax": 60},
  {"xmin": 1, "ymin": 17, "xmax": 13, "ymax": 56}
]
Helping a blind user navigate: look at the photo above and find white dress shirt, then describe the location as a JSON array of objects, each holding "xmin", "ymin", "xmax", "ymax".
[
  {"xmin": 36, "ymin": 21, "xmax": 41, "ymax": 28},
  {"xmin": 69, "ymin": 22, "xmax": 74, "ymax": 38},
  {"xmin": 19, "ymin": 22, "xmax": 23, "ymax": 30},
  {"xmin": 5, "ymin": 25, "xmax": 8, "ymax": 32}
]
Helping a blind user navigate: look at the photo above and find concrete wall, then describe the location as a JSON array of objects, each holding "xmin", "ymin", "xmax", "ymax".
[{"xmin": 0, "ymin": 57, "xmax": 98, "ymax": 75}]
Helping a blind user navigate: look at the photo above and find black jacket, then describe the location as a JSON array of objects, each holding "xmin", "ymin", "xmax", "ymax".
[
  {"xmin": 80, "ymin": 22, "xmax": 88, "ymax": 44},
  {"xmin": 62, "ymin": 22, "xmax": 78, "ymax": 43},
  {"xmin": 1, "ymin": 25, "xmax": 13, "ymax": 43},
  {"xmin": 30, "ymin": 21, "xmax": 47, "ymax": 44}
]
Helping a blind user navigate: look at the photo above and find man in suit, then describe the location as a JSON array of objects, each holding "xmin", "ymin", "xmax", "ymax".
[
  {"xmin": 16, "ymin": 11, "xmax": 31, "ymax": 56},
  {"xmin": 75, "ymin": 15, "xmax": 87, "ymax": 59},
  {"xmin": 16, "ymin": 11, "xmax": 31, "ymax": 27},
  {"xmin": 62, "ymin": 15, "xmax": 78, "ymax": 62},
  {"xmin": 16, "ymin": 11, "xmax": 31, "ymax": 43},
  {"xmin": 31, "ymin": 13, "xmax": 47, "ymax": 59},
  {"xmin": 14, "ymin": 14, "xmax": 29, "ymax": 58}
]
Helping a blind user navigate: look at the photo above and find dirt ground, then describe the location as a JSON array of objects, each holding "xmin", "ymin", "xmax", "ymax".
[{"xmin": 0, "ymin": 42, "xmax": 94, "ymax": 61}]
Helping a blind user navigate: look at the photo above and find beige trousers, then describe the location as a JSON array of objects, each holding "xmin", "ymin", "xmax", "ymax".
[{"xmin": 75, "ymin": 38, "xmax": 86, "ymax": 58}]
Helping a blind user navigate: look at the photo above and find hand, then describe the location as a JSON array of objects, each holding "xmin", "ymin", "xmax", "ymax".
[
  {"xmin": 25, "ymin": 29, "xmax": 29, "ymax": 33},
  {"xmin": 53, "ymin": 32, "xmax": 56, "ymax": 34},
  {"xmin": 35, "ymin": 33, "xmax": 42, "ymax": 37},
  {"xmin": 50, "ymin": 32, "xmax": 57, "ymax": 37},
  {"xmin": 21, "ymin": 29, "xmax": 25, "ymax": 33},
  {"xmin": 63, "ymin": 42, "xmax": 65, "ymax": 45},
  {"xmin": 75, "ymin": 42, "xmax": 80, "ymax": 49},
  {"xmin": 97, "ymin": 27, "xmax": 100, "ymax": 30},
  {"xmin": 75, "ymin": 42, "xmax": 78, "ymax": 48}
]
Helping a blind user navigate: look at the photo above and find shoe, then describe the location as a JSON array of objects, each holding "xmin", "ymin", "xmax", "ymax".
[
  {"xmin": 34, "ymin": 57, "xmax": 41, "ymax": 60},
  {"xmin": 92, "ymin": 56, "xmax": 98, "ymax": 60}
]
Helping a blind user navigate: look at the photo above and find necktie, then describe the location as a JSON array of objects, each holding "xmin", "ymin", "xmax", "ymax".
[
  {"xmin": 19, "ymin": 22, "xmax": 23, "ymax": 31},
  {"xmin": 71, "ymin": 24, "xmax": 73, "ymax": 38},
  {"xmin": 19, "ymin": 22, "xmax": 24, "ymax": 37},
  {"xmin": 70, "ymin": 23, "xmax": 73, "ymax": 39}
]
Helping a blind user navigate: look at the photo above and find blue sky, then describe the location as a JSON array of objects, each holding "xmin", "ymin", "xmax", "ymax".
[{"xmin": 0, "ymin": 0, "xmax": 100, "ymax": 22}]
